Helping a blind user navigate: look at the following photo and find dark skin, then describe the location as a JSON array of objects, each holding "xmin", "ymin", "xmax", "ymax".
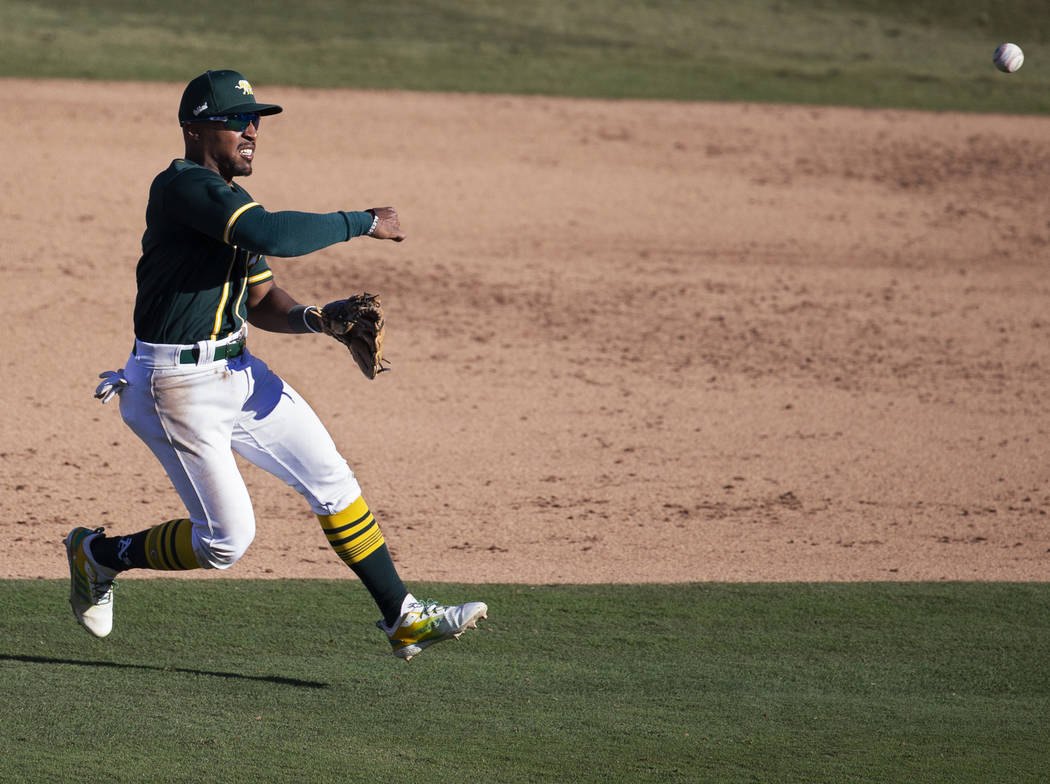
[{"xmin": 180, "ymin": 119, "xmax": 406, "ymax": 332}]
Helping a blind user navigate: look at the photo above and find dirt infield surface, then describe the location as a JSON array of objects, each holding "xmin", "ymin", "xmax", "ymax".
[{"xmin": 2, "ymin": 78, "xmax": 1049, "ymax": 583}]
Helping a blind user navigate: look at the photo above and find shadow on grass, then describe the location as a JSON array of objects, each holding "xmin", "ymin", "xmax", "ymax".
[{"xmin": 1, "ymin": 653, "xmax": 329, "ymax": 689}]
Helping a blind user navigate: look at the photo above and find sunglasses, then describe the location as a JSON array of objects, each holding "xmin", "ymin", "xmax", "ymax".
[{"xmin": 197, "ymin": 113, "xmax": 261, "ymax": 132}]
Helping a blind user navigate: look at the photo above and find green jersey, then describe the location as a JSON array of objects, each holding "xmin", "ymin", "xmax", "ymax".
[{"xmin": 134, "ymin": 159, "xmax": 373, "ymax": 344}]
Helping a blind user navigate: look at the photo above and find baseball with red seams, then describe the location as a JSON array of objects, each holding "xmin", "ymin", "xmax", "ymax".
[{"xmin": 993, "ymin": 43, "xmax": 1024, "ymax": 73}]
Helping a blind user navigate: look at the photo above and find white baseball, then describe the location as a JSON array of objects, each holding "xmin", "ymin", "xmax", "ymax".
[{"xmin": 993, "ymin": 43, "xmax": 1024, "ymax": 73}]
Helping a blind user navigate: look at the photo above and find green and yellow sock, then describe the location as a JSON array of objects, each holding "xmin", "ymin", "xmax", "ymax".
[
  {"xmin": 90, "ymin": 518, "xmax": 200, "ymax": 572},
  {"xmin": 318, "ymin": 497, "xmax": 407, "ymax": 625},
  {"xmin": 144, "ymin": 518, "xmax": 199, "ymax": 570}
]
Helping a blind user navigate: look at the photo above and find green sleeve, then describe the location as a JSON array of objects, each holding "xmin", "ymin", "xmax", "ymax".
[
  {"xmin": 163, "ymin": 166, "xmax": 374, "ymax": 257},
  {"xmin": 230, "ymin": 207, "xmax": 375, "ymax": 257},
  {"xmin": 162, "ymin": 167, "xmax": 259, "ymax": 244}
]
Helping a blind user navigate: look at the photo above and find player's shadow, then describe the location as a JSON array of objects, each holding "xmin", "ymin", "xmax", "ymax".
[{"xmin": 0, "ymin": 653, "xmax": 329, "ymax": 689}]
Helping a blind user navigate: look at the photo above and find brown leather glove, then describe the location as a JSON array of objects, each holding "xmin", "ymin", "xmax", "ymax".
[{"xmin": 320, "ymin": 293, "xmax": 388, "ymax": 379}]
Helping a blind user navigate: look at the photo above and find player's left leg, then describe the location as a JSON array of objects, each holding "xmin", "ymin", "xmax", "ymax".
[
  {"xmin": 230, "ymin": 354, "xmax": 487, "ymax": 658},
  {"xmin": 230, "ymin": 353, "xmax": 408, "ymax": 623}
]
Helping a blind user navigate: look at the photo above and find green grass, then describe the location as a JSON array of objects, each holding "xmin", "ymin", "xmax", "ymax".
[
  {"xmin": 2, "ymin": 580, "xmax": 1048, "ymax": 783},
  {"xmin": 1, "ymin": 0, "xmax": 1049, "ymax": 112},
  {"xmin": 3, "ymin": 4, "xmax": 1050, "ymax": 781}
]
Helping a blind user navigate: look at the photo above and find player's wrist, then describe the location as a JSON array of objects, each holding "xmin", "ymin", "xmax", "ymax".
[
  {"xmin": 340, "ymin": 210, "xmax": 377, "ymax": 238},
  {"xmin": 288, "ymin": 304, "xmax": 323, "ymax": 333}
]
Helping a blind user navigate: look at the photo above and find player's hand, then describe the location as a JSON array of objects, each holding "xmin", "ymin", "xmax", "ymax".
[
  {"xmin": 94, "ymin": 369, "xmax": 128, "ymax": 404},
  {"xmin": 368, "ymin": 207, "xmax": 406, "ymax": 242}
]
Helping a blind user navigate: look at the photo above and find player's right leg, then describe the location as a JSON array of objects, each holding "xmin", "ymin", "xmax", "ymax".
[
  {"xmin": 64, "ymin": 516, "xmax": 209, "ymax": 638},
  {"xmin": 65, "ymin": 352, "xmax": 258, "ymax": 637},
  {"xmin": 64, "ymin": 516, "xmax": 202, "ymax": 637}
]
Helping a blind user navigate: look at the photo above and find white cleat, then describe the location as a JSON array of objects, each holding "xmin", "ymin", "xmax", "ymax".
[
  {"xmin": 64, "ymin": 527, "xmax": 117, "ymax": 638},
  {"xmin": 378, "ymin": 599, "xmax": 488, "ymax": 661}
]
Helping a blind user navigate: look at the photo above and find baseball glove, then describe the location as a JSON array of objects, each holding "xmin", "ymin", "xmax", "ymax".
[{"xmin": 320, "ymin": 293, "xmax": 388, "ymax": 379}]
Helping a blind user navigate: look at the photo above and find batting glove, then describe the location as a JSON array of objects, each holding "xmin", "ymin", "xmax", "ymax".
[{"xmin": 94, "ymin": 370, "xmax": 128, "ymax": 404}]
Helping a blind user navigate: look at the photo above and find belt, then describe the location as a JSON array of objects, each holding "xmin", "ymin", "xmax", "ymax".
[{"xmin": 179, "ymin": 338, "xmax": 245, "ymax": 364}]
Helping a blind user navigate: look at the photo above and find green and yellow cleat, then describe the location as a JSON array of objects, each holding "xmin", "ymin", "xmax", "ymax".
[
  {"xmin": 378, "ymin": 598, "xmax": 488, "ymax": 661},
  {"xmin": 64, "ymin": 526, "xmax": 118, "ymax": 638}
]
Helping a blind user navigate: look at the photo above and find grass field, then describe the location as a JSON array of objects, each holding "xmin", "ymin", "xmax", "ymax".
[
  {"xmin": 5, "ymin": 3, "xmax": 1050, "ymax": 782},
  {"xmin": 0, "ymin": 0, "xmax": 1048, "ymax": 112},
  {"xmin": 2, "ymin": 580, "xmax": 1049, "ymax": 783}
]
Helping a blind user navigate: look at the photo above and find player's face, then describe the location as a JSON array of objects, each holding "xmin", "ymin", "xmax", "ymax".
[{"xmin": 194, "ymin": 118, "xmax": 259, "ymax": 182}]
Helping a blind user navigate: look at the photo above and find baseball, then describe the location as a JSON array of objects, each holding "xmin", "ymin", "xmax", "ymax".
[{"xmin": 993, "ymin": 43, "xmax": 1024, "ymax": 73}]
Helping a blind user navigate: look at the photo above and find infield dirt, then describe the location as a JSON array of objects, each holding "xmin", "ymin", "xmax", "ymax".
[{"xmin": 2, "ymin": 79, "xmax": 1049, "ymax": 583}]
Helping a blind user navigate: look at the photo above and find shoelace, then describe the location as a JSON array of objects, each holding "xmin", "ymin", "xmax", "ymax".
[
  {"xmin": 379, "ymin": 599, "xmax": 442, "ymax": 635},
  {"xmin": 85, "ymin": 527, "xmax": 117, "ymax": 604},
  {"xmin": 92, "ymin": 580, "xmax": 117, "ymax": 605},
  {"xmin": 409, "ymin": 599, "xmax": 442, "ymax": 618}
]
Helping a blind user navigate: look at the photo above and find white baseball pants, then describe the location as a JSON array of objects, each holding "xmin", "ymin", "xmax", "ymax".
[{"xmin": 119, "ymin": 332, "xmax": 361, "ymax": 569}]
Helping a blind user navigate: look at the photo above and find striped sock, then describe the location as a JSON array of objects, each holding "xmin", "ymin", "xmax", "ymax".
[
  {"xmin": 318, "ymin": 497, "xmax": 407, "ymax": 624},
  {"xmin": 319, "ymin": 496, "xmax": 386, "ymax": 565},
  {"xmin": 89, "ymin": 518, "xmax": 200, "ymax": 572},
  {"xmin": 144, "ymin": 518, "xmax": 199, "ymax": 570}
]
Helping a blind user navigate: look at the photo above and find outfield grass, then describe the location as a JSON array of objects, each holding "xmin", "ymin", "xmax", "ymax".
[
  {"xmin": 3, "ymin": 4, "xmax": 1049, "ymax": 782},
  {"xmin": 2, "ymin": 580, "xmax": 1048, "ymax": 783},
  {"xmin": 0, "ymin": 0, "xmax": 1048, "ymax": 112}
]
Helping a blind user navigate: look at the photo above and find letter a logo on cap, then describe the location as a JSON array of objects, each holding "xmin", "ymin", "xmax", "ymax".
[{"xmin": 236, "ymin": 79, "xmax": 254, "ymax": 95}]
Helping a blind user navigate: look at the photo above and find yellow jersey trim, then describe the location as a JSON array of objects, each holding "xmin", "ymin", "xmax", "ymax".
[
  {"xmin": 231, "ymin": 266, "xmax": 250, "ymax": 334},
  {"xmin": 210, "ymin": 254, "xmax": 237, "ymax": 340},
  {"xmin": 223, "ymin": 202, "xmax": 260, "ymax": 245}
]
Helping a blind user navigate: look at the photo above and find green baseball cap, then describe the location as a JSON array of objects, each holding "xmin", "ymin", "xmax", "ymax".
[{"xmin": 178, "ymin": 69, "xmax": 283, "ymax": 124}]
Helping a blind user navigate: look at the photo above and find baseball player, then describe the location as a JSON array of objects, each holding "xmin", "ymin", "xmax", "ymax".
[{"xmin": 64, "ymin": 69, "xmax": 487, "ymax": 661}]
